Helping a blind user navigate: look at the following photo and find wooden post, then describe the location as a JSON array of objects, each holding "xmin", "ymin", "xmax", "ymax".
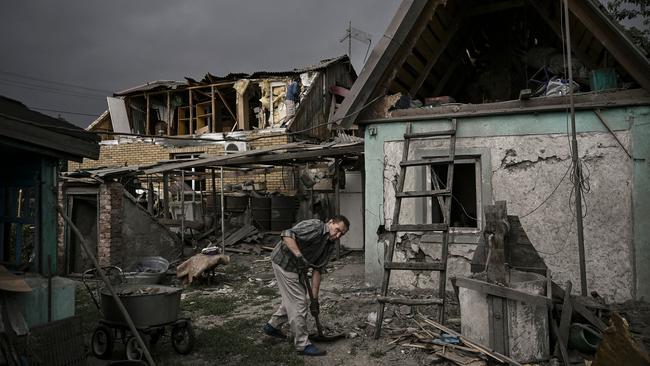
[
  {"xmin": 166, "ymin": 91, "xmax": 171, "ymax": 135},
  {"xmin": 146, "ymin": 93, "xmax": 151, "ymax": 135},
  {"xmin": 335, "ymin": 160, "xmax": 341, "ymax": 260},
  {"xmin": 147, "ymin": 176, "xmax": 154, "ymax": 215},
  {"xmin": 483, "ymin": 201, "xmax": 509, "ymax": 355},
  {"xmin": 189, "ymin": 89, "xmax": 194, "ymax": 135},
  {"xmin": 236, "ymin": 83, "xmax": 249, "ymax": 130},
  {"xmin": 211, "ymin": 169, "xmax": 218, "ymax": 240},
  {"xmin": 211, "ymin": 85, "xmax": 216, "ymax": 133},
  {"xmin": 163, "ymin": 173, "xmax": 170, "ymax": 219}
]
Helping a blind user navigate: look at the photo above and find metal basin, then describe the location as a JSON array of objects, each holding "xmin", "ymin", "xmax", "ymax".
[
  {"xmin": 124, "ymin": 256, "xmax": 169, "ymax": 285},
  {"xmin": 101, "ymin": 284, "xmax": 181, "ymax": 328}
]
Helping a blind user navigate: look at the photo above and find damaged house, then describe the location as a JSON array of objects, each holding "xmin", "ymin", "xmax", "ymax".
[
  {"xmin": 61, "ymin": 56, "xmax": 361, "ymax": 270},
  {"xmin": 332, "ymin": 0, "xmax": 650, "ymax": 306}
]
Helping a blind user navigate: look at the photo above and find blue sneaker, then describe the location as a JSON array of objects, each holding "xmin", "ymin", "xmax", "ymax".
[
  {"xmin": 298, "ymin": 344, "xmax": 326, "ymax": 356},
  {"xmin": 263, "ymin": 323, "xmax": 287, "ymax": 339}
]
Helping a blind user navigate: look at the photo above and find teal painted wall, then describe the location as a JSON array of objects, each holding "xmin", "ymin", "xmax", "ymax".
[
  {"xmin": 38, "ymin": 158, "xmax": 58, "ymax": 274},
  {"xmin": 632, "ymin": 108, "xmax": 650, "ymax": 300},
  {"xmin": 364, "ymin": 106, "xmax": 648, "ymax": 300}
]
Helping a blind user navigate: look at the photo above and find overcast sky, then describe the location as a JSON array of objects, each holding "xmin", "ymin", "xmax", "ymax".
[{"xmin": 0, "ymin": 1, "xmax": 401, "ymax": 127}]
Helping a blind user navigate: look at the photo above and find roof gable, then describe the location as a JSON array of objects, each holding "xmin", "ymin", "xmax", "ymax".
[{"xmin": 333, "ymin": 0, "xmax": 650, "ymax": 128}]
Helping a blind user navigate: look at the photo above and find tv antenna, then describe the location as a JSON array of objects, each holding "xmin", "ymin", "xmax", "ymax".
[{"xmin": 340, "ymin": 21, "xmax": 372, "ymax": 64}]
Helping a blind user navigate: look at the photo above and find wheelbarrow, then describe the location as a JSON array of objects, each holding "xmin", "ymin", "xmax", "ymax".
[{"xmin": 82, "ymin": 267, "xmax": 195, "ymax": 361}]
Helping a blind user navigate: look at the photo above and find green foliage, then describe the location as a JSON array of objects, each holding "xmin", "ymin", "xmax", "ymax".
[{"xmin": 607, "ymin": 0, "xmax": 650, "ymax": 53}]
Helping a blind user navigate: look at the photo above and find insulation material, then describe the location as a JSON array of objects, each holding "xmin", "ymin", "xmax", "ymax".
[{"xmin": 234, "ymin": 79, "xmax": 250, "ymax": 96}]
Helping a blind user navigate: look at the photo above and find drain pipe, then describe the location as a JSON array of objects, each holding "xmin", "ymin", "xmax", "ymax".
[{"xmin": 56, "ymin": 206, "xmax": 156, "ymax": 365}]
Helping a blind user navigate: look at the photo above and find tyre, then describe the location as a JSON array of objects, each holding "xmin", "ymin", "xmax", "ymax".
[
  {"xmin": 91, "ymin": 325, "xmax": 114, "ymax": 359},
  {"xmin": 171, "ymin": 321, "xmax": 195, "ymax": 355},
  {"xmin": 125, "ymin": 334, "xmax": 147, "ymax": 361}
]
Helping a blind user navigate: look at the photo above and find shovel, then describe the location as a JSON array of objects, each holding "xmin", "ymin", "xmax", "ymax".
[{"xmin": 299, "ymin": 270, "xmax": 346, "ymax": 342}]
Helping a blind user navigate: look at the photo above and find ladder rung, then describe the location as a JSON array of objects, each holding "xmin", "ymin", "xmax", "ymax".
[
  {"xmin": 385, "ymin": 261, "xmax": 446, "ymax": 271},
  {"xmin": 377, "ymin": 296, "xmax": 444, "ymax": 305},
  {"xmin": 404, "ymin": 129, "xmax": 456, "ymax": 139},
  {"xmin": 400, "ymin": 157, "xmax": 453, "ymax": 167},
  {"xmin": 395, "ymin": 189, "xmax": 450, "ymax": 198},
  {"xmin": 388, "ymin": 223, "xmax": 448, "ymax": 232}
]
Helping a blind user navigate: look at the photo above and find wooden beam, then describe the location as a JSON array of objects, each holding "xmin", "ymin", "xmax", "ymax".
[
  {"xmin": 555, "ymin": 281, "xmax": 573, "ymax": 359},
  {"xmin": 214, "ymin": 88, "xmax": 238, "ymax": 127},
  {"xmin": 453, "ymin": 276, "xmax": 552, "ymax": 308},
  {"xmin": 211, "ymin": 85, "xmax": 216, "ymax": 133},
  {"xmin": 526, "ymin": 0, "xmax": 596, "ymax": 69},
  {"xmin": 166, "ymin": 91, "xmax": 171, "ymax": 135},
  {"xmin": 145, "ymin": 93, "xmax": 151, "ymax": 135},
  {"xmin": 189, "ymin": 89, "xmax": 194, "ymax": 134},
  {"xmin": 568, "ymin": 0, "xmax": 650, "ymax": 90},
  {"xmin": 467, "ymin": 0, "xmax": 524, "ymax": 17},
  {"xmin": 236, "ymin": 83, "xmax": 249, "ymax": 131},
  {"xmin": 409, "ymin": 16, "xmax": 464, "ymax": 96}
]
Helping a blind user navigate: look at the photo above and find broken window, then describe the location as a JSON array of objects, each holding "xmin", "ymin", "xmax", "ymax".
[{"xmin": 425, "ymin": 158, "xmax": 479, "ymax": 229}]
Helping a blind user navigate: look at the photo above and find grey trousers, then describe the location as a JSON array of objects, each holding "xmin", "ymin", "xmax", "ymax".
[{"xmin": 268, "ymin": 262, "xmax": 310, "ymax": 350}]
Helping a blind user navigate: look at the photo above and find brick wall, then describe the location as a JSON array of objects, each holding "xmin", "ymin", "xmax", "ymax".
[
  {"xmin": 98, "ymin": 182, "xmax": 123, "ymax": 266},
  {"xmin": 69, "ymin": 133, "xmax": 297, "ymax": 193}
]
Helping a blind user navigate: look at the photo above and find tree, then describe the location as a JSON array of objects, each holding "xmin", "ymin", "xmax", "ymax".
[{"xmin": 607, "ymin": 0, "xmax": 650, "ymax": 54}]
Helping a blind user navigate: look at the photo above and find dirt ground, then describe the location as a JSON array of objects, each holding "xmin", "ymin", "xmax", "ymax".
[{"xmin": 78, "ymin": 251, "xmax": 463, "ymax": 366}]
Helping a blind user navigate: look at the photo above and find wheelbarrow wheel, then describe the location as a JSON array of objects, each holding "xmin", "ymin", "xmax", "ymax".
[
  {"xmin": 171, "ymin": 321, "xmax": 195, "ymax": 355},
  {"xmin": 125, "ymin": 333, "xmax": 148, "ymax": 361},
  {"xmin": 91, "ymin": 325, "xmax": 114, "ymax": 359}
]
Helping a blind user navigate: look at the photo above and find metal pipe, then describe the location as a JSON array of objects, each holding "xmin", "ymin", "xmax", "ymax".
[
  {"xmin": 220, "ymin": 167, "xmax": 225, "ymax": 253},
  {"xmin": 211, "ymin": 169, "xmax": 218, "ymax": 241},
  {"xmin": 563, "ymin": 0, "xmax": 588, "ymax": 296},
  {"xmin": 56, "ymin": 205, "xmax": 155, "ymax": 365},
  {"xmin": 181, "ymin": 170, "xmax": 185, "ymax": 246}
]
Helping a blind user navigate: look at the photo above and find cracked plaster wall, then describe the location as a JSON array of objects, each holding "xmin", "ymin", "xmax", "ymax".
[{"xmin": 382, "ymin": 131, "xmax": 633, "ymax": 302}]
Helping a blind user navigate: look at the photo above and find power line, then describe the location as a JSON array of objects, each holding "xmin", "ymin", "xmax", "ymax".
[
  {"xmin": 0, "ymin": 77, "xmax": 106, "ymax": 98},
  {"xmin": 0, "ymin": 69, "xmax": 113, "ymax": 94},
  {"xmin": 29, "ymin": 106, "xmax": 101, "ymax": 117},
  {"xmin": 0, "ymin": 79, "xmax": 106, "ymax": 101}
]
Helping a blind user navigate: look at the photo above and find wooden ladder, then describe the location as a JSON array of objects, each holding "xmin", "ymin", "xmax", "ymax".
[{"xmin": 374, "ymin": 120, "xmax": 457, "ymax": 339}]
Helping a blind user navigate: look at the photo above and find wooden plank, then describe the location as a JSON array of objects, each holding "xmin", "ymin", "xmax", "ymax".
[
  {"xmin": 454, "ymin": 277, "xmax": 552, "ymax": 308},
  {"xmin": 388, "ymin": 223, "xmax": 448, "ymax": 232},
  {"xmin": 166, "ymin": 91, "xmax": 171, "ymax": 135},
  {"xmin": 417, "ymin": 314, "xmax": 522, "ymax": 366},
  {"xmin": 395, "ymin": 189, "xmax": 450, "ymax": 198},
  {"xmin": 555, "ymin": 281, "xmax": 573, "ymax": 359},
  {"xmin": 550, "ymin": 316, "xmax": 571, "ymax": 366},
  {"xmin": 384, "ymin": 261, "xmax": 445, "ymax": 271},
  {"xmin": 211, "ymin": 86, "xmax": 216, "ymax": 133},
  {"xmin": 377, "ymin": 296, "xmax": 443, "ymax": 305},
  {"xmin": 400, "ymin": 157, "xmax": 453, "ymax": 167},
  {"xmin": 146, "ymin": 93, "xmax": 151, "ymax": 135},
  {"xmin": 214, "ymin": 87, "xmax": 238, "ymax": 126},
  {"xmin": 189, "ymin": 89, "xmax": 194, "ymax": 134},
  {"xmin": 404, "ymin": 129, "xmax": 455, "ymax": 139},
  {"xmin": 488, "ymin": 296, "xmax": 508, "ymax": 355},
  {"xmin": 362, "ymin": 88, "xmax": 650, "ymax": 124}
]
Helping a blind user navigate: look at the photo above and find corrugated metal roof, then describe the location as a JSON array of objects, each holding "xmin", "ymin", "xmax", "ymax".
[
  {"xmin": 195, "ymin": 55, "xmax": 352, "ymax": 84},
  {"xmin": 114, "ymin": 80, "xmax": 186, "ymax": 96}
]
